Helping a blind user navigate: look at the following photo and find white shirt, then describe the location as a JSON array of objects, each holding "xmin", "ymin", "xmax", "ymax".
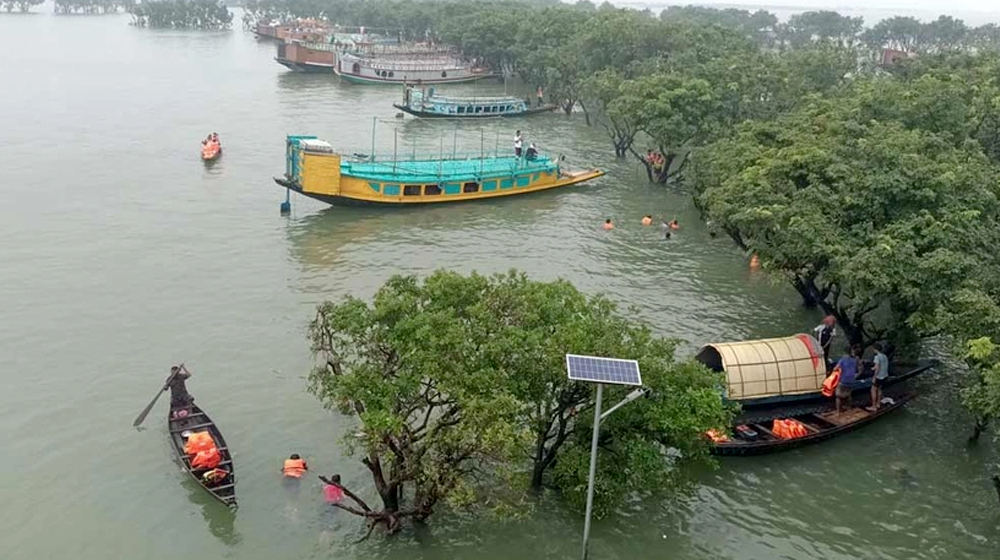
[{"xmin": 514, "ymin": 137, "xmax": 522, "ymax": 149}]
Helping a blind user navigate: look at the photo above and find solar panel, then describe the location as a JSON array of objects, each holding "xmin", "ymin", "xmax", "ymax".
[{"xmin": 566, "ymin": 354, "xmax": 642, "ymax": 386}]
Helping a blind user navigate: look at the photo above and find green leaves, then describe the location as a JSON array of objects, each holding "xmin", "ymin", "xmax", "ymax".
[{"xmin": 307, "ymin": 270, "xmax": 732, "ymax": 528}]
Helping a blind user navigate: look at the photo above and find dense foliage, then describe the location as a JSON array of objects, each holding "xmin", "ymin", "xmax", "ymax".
[
  {"xmin": 129, "ymin": 0, "xmax": 232, "ymax": 29},
  {"xmin": 2, "ymin": 0, "xmax": 43, "ymax": 12},
  {"xmin": 308, "ymin": 271, "xmax": 732, "ymax": 532},
  {"xmin": 54, "ymin": 0, "xmax": 133, "ymax": 13}
]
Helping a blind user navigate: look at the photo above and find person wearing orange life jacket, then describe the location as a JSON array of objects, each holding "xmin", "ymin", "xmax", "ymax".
[{"xmin": 282, "ymin": 453, "xmax": 308, "ymax": 478}]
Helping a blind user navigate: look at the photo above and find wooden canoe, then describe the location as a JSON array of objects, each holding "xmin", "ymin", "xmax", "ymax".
[
  {"xmin": 710, "ymin": 392, "xmax": 916, "ymax": 456},
  {"xmin": 167, "ymin": 404, "xmax": 236, "ymax": 508}
]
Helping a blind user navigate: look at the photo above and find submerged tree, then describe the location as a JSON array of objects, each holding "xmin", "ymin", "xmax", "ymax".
[
  {"xmin": 308, "ymin": 270, "xmax": 732, "ymax": 534},
  {"xmin": 129, "ymin": 0, "xmax": 232, "ymax": 29}
]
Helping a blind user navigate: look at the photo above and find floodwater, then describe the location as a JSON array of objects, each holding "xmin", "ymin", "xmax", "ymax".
[{"xmin": 1, "ymin": 11, "xmax": 997, "ymax": 560}]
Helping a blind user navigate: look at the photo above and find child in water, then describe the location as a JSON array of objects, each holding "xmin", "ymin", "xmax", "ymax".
[
  {"xmin": 641, "ymin": 215, "xmax": 653, "ymax": 226},
  {"xmin": 603, "ymin": 218, "xmax": 614, "ymax": 230}
]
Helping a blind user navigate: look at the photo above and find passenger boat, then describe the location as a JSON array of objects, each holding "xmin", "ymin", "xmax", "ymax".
[
  {"xmin": 710, "ymin": 392, "xmax": 917, "ymax": 456},
  {"xmin": 276, "ymin": 40, "xmax": 493, "ymax": 84},
  {"xmin": 694, "ymin": 334, "xmax": 935, "ymax": 408},
  {"xmin": 394, "ymin": 86, "xmax": 557, "ymax": 118},
  {"xmin": 274, "ymin": 135, "xmax": 604, "ymax": 206},
  {"xmin": 255, "ymin": 19, "xmax": 330, "ymax": 42},
  {"xmin": 201, "ymin": 141, "xmax": 222, "ymax": 162},
  {"xmin": 168, "ymin": 403, "xmax": 236, "ymax": 508}
]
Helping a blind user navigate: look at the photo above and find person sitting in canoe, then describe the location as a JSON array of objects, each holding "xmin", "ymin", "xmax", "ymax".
[{"xmin": 167, "ymin": 365, "xmax": 194, "ymax": 410}]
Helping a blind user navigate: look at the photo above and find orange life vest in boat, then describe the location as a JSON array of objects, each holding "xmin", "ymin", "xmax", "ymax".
[
  {"xmin": 772, "ymin": 418, "xmax": 807, "ymax": 439},
  {"xmin": 283, "ymin": 458, "xmax": 307, "ymax": 478},
  {"xmin": 705, "ymin": 429, "xmax": 729, "ymax": 443},
  {"xmin": 822, "ymin": 367, "xmax": 842, "ymax": 398},
  {"xmin": 184, "ymin": 431, "xmax": 216, "ymax": 455},
  {"xmin": 191, "ymin": 446, "xmax": 221, "ymax": 469}
]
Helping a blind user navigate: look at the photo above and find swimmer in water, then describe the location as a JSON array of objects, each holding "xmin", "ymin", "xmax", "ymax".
[
  {"xmin": 641, "ymin": 215, "xmax": 653, "ymax": 226},
  {"xmin": 669, "ymin": 219, "xmax": 680, "ymax": 230},
  {"xmin": 603, "ymin": 218, "xmax": 614, "ymax": 230},
  {"xmin": 660, "ymin": 220, "xmax": 672, "ymax": 239}
]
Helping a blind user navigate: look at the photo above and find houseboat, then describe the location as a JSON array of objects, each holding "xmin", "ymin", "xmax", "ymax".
[
  {"xmin": 255, "ymin": 19, "xmax": 330, "ymax": 42},
  {"xmin": 394, "ymin": 86, "xmax": 557, "ymax": 118},
  {"xmin": 274, "ymin": 135, "xmax": 604, "ymax": 206}
]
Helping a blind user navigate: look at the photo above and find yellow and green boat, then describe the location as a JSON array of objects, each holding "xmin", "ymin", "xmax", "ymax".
[{"xmin": 274, "ymin": 135, "xmax": 605, "ymax": 206}]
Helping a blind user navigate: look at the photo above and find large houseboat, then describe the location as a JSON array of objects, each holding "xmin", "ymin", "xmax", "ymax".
[
  {"xmin": 254, "ymin": 19, "xmax": 330, "ymax": 42},
  {"xmin": 394, "ymin": 86, "xmax": 557, "ymax": 118},
  {"xmin": 274, "ymin": 135, "xmax": 604, "ymax": 206},
  {"xmin": 276, "ymin": 39, "xmax": 493, "ymax": 84}
]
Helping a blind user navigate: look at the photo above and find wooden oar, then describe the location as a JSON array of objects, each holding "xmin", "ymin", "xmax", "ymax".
[{"xmin": 133, "ymin": 363, "xmax": 185, "ymax": 428}]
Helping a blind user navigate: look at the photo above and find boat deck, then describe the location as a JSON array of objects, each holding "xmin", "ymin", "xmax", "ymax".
[{"xmin": 343, "ymin": 155, "xmax": 557, "ymax": 182}]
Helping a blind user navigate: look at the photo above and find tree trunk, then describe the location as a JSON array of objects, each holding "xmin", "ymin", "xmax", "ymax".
[{"xmin": 992, "ymin": 475, "xmax": 1000, "ymax": 508}]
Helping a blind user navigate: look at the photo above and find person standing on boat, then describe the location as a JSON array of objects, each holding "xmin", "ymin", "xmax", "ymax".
[
  {"xmin": 813, "ymin": 315, "xmax": 837, "ymax": 368},
  {"xmin": 526, "ymin": 143, "xmax": 538, "ymax": 161},
  {"xmin": 514, "ymin": 131, "xmax": 523, "ymax": 157},
  {"xmin": 834, "ymin": 345, "xmax": 861, "ymax": 413},
  {"xmin": 166, "ymin": 365, "xmax": 194, "ymax": 410},
  {"xmin": 867, "ymin": 343, "xmax": 890, "ymax": 411}
]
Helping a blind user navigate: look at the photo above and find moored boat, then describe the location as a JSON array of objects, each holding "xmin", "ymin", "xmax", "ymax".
[
  {"xmin": 274, "ymin": 135, "xmax": 604, "ymax": 206},
  {"xmin": 709, "ymin": 391, "xmax": 917, "ymax": 456},
  {"xmin": 168, "ymin": 403, "xmax": 236, "ymax": 507},
  {"xmin": 694, "ymin": 334, "xmax": 935, "ymax": 408},
  {"xmin": 394, "ymin": 86, "xmax": 557, "ymax": 118}
]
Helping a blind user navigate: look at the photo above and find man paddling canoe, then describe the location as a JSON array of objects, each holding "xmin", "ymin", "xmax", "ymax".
[{"xmin": 167, "ymin": 365, "xmax": 194, "ymax": 410}]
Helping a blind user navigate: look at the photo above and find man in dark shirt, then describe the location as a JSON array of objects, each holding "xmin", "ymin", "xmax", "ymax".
[{"xmin": 167, "ymin": 365, "xmax": 194, "ymax": 409}]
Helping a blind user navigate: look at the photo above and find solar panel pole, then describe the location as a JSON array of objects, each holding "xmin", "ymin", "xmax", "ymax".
[{"xmin": 581, "ymin": 383, "xmax": 603, "ymax": 560}]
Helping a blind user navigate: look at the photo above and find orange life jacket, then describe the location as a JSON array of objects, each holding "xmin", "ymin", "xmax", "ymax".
[
  {"xmin": 283, "ymin": 458, "xmax": 306, "ymax": 478},
  {"xmin": 184, "ymin": 431, "xmax": 215, "ymax": 455},
  {"xmin": 773, "ymin": 418, "xmax": 808, "ymax": 439},
  {"xmin": 705, "ymin": 429, "xmax": 729, "ymax": 443},
  {"xmin": 191, "ymin": 446, "xmax": 221, "ymax": 469},
  {"xmin": 822, "ymin": 367, "xmax": 842, "ymax": 398}
]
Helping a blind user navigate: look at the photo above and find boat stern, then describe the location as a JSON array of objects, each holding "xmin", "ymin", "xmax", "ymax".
[{"xmin": 281, "ymin": 136, "xmax": 342, "ymax": 197}]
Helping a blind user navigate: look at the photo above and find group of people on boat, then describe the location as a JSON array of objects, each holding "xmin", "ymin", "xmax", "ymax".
[
  {"xmin": 201, "ymin": 132, "xmax": 221, "ymax": 160},
  {"xmin": 815, "ymin": 317, "xmax": 892, "ymax": 414},
  {"xmin": 645, "ymin": 150, "xmax": 665, "ymax": 173},
  {"xmin": 513, "ymin": 130, "xmax": 538, "ymax": 160}
]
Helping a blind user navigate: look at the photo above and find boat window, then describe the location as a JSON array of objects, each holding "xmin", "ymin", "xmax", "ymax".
[
  {"xmin": 424, "ymin": 184, "xmax": 442, "ymax": 195},
  {"xmin": 441, "ymin": 71, "xmax": 447, "ymax": 78},
  {"xmin": 352, "ymin": 62, "xmax": 360, "ymax": 73},
  {"xmin": 462, "ymin": 182, "xmax": 479, "ymax": 193},
  {"xmin": 389, "ymin": 71, "xmax": 394, "ymax": 78},
  {"xmin": 458, "ymin": 106, "xmax": 465, "ymax": 114},
  {"xmin": 475, "ymin": 106, "xmax": 482, "ymax": 114},
  {"xmin": 403, "ymin": 184, "xmax": 421, "ymax": 196}
]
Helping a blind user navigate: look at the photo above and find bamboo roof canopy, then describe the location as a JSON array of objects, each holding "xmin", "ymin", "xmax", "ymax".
[{"xmin": 695, "ymin": 334, "xmax": 827, "ymax": 401}]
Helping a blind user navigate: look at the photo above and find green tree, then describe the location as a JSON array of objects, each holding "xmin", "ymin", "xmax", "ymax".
[{"xmin": 308, "ymin": 270, "xmax": 732, "ymax": 532}]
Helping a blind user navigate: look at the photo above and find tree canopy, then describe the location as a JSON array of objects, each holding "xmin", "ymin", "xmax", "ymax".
[{"xmin": 308, "ymin": 270, "xmax": 732, "ymax": 533}]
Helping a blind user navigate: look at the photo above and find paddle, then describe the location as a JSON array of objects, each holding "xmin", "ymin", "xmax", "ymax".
[{"xmin": 133, "ymin": 363, "xmax": 186, "ymax": 428}]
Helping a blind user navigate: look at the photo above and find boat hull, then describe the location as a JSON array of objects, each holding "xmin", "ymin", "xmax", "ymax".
[
  {"xmin": 393, "ymin": 103, "xmax": 558, "ymax": 118},
  {"xmin": 275, "ymin": 168, "xmax": 603, "ymax": 206},
  {"xmin": 168, "ymin": 403, "xmax": 236, "ymax": 508},
  {"xmin": 275, "ymin": 57, "xmax": 334, "ymax": 73},
  {"xmin": 339, "ymin": 72, "xmax": 494, "ymax": 85},
  {"xmin": 711, "ymin": 392, "xmax": 916, "ymax": 456}
]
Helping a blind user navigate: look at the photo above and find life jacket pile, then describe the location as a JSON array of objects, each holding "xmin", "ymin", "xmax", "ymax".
[
  {"xmin": 772, "ymin": 418, "xmax": 808, "ymax": 439},
  {"xmin": 705, "ymin": 429, "xmax": 730, "ymax": 443},
  {"xmin": 185, "ymin": 431, "xmax": 221, "ymax": 469},
  {"xmin": 821, "ymin": 366, "xmax": 842, "ymax": 398}
]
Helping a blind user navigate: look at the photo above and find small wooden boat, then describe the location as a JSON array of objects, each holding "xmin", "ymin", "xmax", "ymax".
[
  {"xmin": 168, "ymin": 404, "xmax": 236, "ymax": 508},
  {"xmin": 711, "ymin": 392, "xmax": 916, "ymax": 456},
  {"xmin": 694, "ymin": 334, "xmax": 935, "ymax": 408},
  {"xmin": 201, "ymin": 141, "xmax": 222, "ymax": 162},
  {"xmin": 274, "ymin": 135, "xmax": 604, "ymax": 206},
  {"xmin": 393, "ymin": 86, "xmax": 557, "ymax": 118}
]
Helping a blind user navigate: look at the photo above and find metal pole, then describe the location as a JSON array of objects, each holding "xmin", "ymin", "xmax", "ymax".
[
  {"xmin": 393, "ymin": 129, "xmax": 398, "ymax": 174},
  {"xmin": 581, "ymin": 383, "xmax": 603, "ymax": 560},
  {"xmin": 371, "ymin": 116, "xmax": 376, "ymax": 161},
  {"xmin": 479, "ymin": 128, "xmax": 484, "ymax": 176},
  {"xmin": 453, "ymin": 127, "xmax": 458, "ymax": 159}
]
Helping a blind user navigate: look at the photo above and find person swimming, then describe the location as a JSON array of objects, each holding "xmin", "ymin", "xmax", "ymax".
[
  {"xmin": 641, "ymin": 215, "xmax": 653, "ymax": 226},
  {"xmin": 668, "ymin": 219, "xmax": 680, "ymax": 230},
  {"xmin": 603, "ymin": 218, "xmax": 614, "ymax": 230}
]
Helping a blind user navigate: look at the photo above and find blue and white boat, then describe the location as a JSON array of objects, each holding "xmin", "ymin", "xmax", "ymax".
[{"xmin": 393, "ymin": 86, "xmax": 557, "ymax": 118}]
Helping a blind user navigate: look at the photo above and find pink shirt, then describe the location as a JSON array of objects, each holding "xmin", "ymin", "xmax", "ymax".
[{"xmin": 323, "ymin": 484, "xmax": 344, "ymax": 504}]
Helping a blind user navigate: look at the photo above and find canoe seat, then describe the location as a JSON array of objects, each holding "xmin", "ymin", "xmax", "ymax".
[
  {"xmin": 170, "ymin": 422, "xmax": 215, "ymax": 433},
  {"xmin": 211, "ymin": 483, "xmax": 235, "ymax": 492}
]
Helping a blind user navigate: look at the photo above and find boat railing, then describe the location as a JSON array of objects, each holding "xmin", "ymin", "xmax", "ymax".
[
  {"xmin": 333, "ymin": 150, "xmax": 555, "ymax": 177},
  {"xmin": 427, "ymin": 94, "xmax": 526, "ymax": 104}
]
